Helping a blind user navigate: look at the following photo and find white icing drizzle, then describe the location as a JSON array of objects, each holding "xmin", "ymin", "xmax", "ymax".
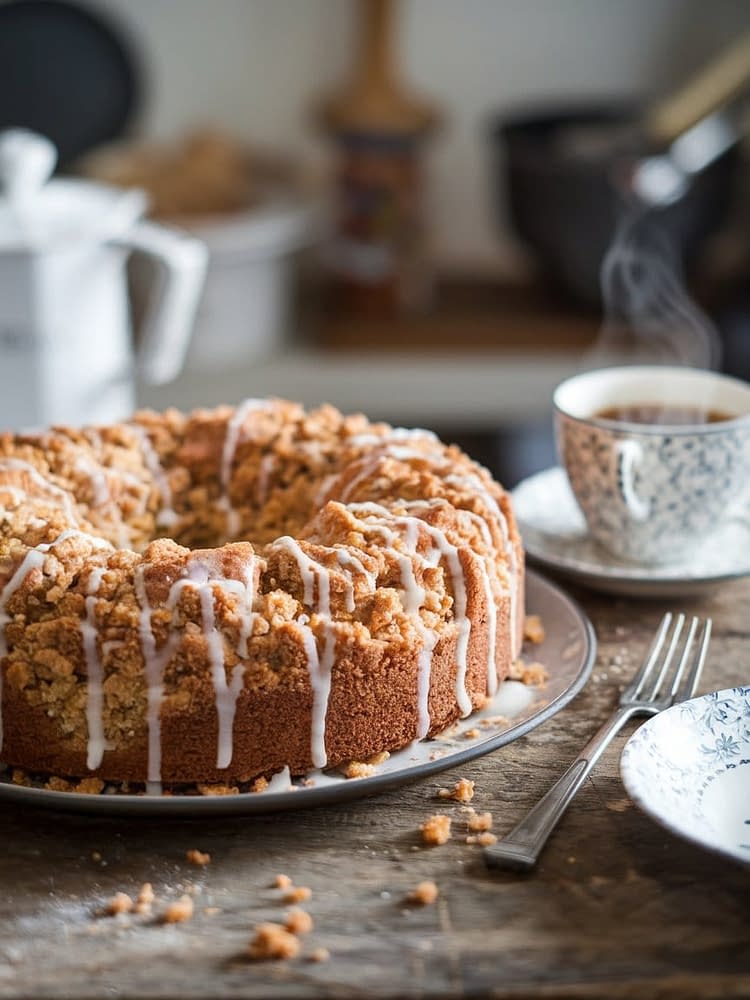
[
  {"xmin": 218, "ymin": 399, "xmax": 269, "ymax": 539},
  {"xmin": 188, "ymin": 561, "xmax": 246, "ymax": 770},
  {"xmin": 445, "ymin": 472, "xmax": 520, "ymax": 659},
  {"xmin": 82, "ymin": 567, "xmax": 106, "ymax": 769},
  {"xmin": 255, "ymin": 452, "xmax": 276, "ymax": 507},
  {"xmin": 0, "ymin": 530, "xmax": 111, "ymax": 752},
  {"xmin": 0, "ymin": 459, "xmax": 80, "ymax": 523},
  {"xmin": 268, "ymin": 536, "xmax": 346, "ymax": 768},
  {"xmin": 129, "ymin": 425, "xmax": 178, "ymax": 528},
  {"xmin": 75, "ymin": 456, "xmax": 110, "ymax": 508},
  {"xmin": 135, "ymin": 552, "xmax": 257, "ymax": 786},
  {"xmin": 334, "ymin": 549, "xmax": 376, "ymax": 612},
  {"xmin": 348, "ymin": 501, "xmax": 473, "ymax": 718}
]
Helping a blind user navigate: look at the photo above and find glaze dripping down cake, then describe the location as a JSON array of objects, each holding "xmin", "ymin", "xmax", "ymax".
[{"xmin": 0, "ymin": 400, "xmax": 524, "ymax": 788}]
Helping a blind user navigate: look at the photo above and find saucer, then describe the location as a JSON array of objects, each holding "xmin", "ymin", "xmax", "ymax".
[
  {"xmin": 621, "ymin": 687, "xmax": 750, "ymax": 868},
  {"xmin": 511, "ymin": 467, "xmax": 750, "ymax": 597}
]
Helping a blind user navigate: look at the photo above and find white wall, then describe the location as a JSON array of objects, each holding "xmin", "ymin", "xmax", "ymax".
[{"xmin": 92, "ymin": 0, "xmax": 750, "ymax": 276}]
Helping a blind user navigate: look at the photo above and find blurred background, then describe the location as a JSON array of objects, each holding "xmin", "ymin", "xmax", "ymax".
[{"xmin": 2, "ymin": 0, "xmax": 750, "ymax": 487}]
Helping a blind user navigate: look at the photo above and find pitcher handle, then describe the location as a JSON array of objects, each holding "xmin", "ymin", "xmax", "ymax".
[{"xmin": 115, "ymin": 221, "xmax": 208, "ymax": 385}]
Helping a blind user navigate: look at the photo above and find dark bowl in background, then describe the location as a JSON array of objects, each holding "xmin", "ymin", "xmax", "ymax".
[{"xmin": 489, "ymin": 103, "xmax": 741, "ymax": 305}]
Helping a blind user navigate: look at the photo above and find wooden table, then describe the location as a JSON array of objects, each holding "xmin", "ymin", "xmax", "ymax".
[{"xmin": 1, "ymin": 577, "xmax": 749, "ymax": 1000}]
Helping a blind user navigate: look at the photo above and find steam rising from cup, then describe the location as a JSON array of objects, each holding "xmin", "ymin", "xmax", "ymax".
[{"xmin": 586, "ymin": 211, "xmax": 721, "ymax": 370}]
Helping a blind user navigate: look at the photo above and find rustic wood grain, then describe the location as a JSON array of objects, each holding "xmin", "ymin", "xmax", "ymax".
[{"xmin": 1, "ymin": 577, "xmax": 749, "ymax": 999}]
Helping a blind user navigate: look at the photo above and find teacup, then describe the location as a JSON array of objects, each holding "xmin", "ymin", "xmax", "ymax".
[{"xmin": 554, "ymin": 365, "xmax": 750, "ymax": 563}]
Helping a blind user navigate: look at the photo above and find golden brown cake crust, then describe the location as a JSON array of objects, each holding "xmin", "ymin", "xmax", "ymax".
[{"xmin": 0, "ymin": 400, "xmax": 524, "ymax": 786}]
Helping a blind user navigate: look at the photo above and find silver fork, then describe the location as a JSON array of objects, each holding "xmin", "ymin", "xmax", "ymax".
[{"xmin": 484, "ymin": 612, "xmax": 712, "ymax": 872}]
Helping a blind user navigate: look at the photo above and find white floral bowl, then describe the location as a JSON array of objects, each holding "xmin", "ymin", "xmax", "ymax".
[{"xmin": 621, "ymin": 686, "xmax": 750, "ymax": 867}]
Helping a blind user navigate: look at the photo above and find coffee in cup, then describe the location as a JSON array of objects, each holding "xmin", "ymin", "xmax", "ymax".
[{"xmin": 554, "ymin": 365, "xmax": 750, "ymax": 563}]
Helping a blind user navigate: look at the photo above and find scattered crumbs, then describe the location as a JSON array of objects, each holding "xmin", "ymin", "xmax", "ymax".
[
  {"xmin": 101, "ymin": 892, "xmax": 133, "ymax": 917},
  {"xmin": 250, "ymin": 776, "xmax": 269, "ymax": 793},
  {"xmin": 134, "ymin": 883, "xmax": 155, "ymax": 914},
  {"xmin": 285, "ymin": 908, "xmax": 313, "ymax": 935},
  {"xmin": 368, "ymin": 750, "xmax": 390, "ymax": 765},
  {"xmin": 204, "ymin": 906, "xmax": 221, "ymax": 917},
  {"xmin": 420, "ymin": 815, "xmax": 451, "ymax": 846},
  {"xmin": 437, "ymin": 778, "xmax": 475, "ymax": 803},
  {"xmin": 284, "ymin": 886, "xmax": 312, "ymax": 904},
  {"xmin": 161, "ymin": 895, "xmax": 194, "ymax": 924},
  {"xmin": 91, "ymin": 851, "xmax": 102, "ymax": 863},
  {"xmin": 308, "ymin": 947, "xmax": 330, "ymax": 963},
  {"xmin": 273, "ymin": 874, "xmax": 292, "ymax": 889},
  {"xmin": 524, "ymin": 614, "xmax": 545, "ymax": 644},
  {"xmin": 44, "ymin": 776, "xmax": 73, "ymax": 792},
  {"xmin": 343, "ymin": 761, "xmax": 377, "ymax": 779},
  {"xmin": 248, "ymin": 922, "xmax": 301, "ymax": 961},
  {"xmin": 407, "ymin": 881, "xmax": 439, "ymax": 905},
  {"xmin": 567, "ymin": 856, "xmax": 577, "ymax": 864},
  {"xmin": 458, "ymin": 805, "xmax": 476, "ymax": 815},
  {"xmin": 463, "ymin": 728, "xmax": 480, "ymax": 740},
  {"xmin": 75, "ymin": 777, "xmax": 105, "ymax": 795},
  {"xmin": 302, "ymin": 778, "xmax": 315, "ymax": 787},
  {"xmin": 467, "ymin": 811, "xmax": 493, "ymax": 832},
  {"xmin": 197, "ymin": 783, "xmax": 239, "ymax": 797},
  {"xmin": 509, "ymin": 659, "xmax": 549, "ymax": 685},
  {"xmin": 186, "ymin": 848, "xmax": 211, "ymax": 866},
  {"xmin": 589, "ymin": 875, "xmax": 609, "ymax": 888},
  {"xmin": 606, "ymin": 798, "xmax": 631, "ymax": 813},
  {"xmin": 428, "ymin": 750, "xmax": 447, "ymax": 761},
  {"xmin": 466, "ymin": 832, "xmax": 497, "ymax": 846}
]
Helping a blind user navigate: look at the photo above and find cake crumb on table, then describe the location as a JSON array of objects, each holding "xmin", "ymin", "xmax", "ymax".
[
  {"xmin": 285, "ymin": 908, "xmax": 314, "ymax": 935},
  {"xmin": 161, "ymin": 895, "xmax": 194, "ymax": 924},
  {"xmin": 466, "ymin": 832, "xmax": 497, "ymax": 846},
  {"xmin": 437, "ymin": 778, "xmax": 475, "ymax": 803},
  {"xmin": 101, "ymin": 892, "xmax": 133, "ymax": 917},
  {"xmin": 420, "ymin": 815, "xmax": 451, "ymax": 845},
  {"xmin": 308, "ymin": 947, "xmax": 330, "ymax": 963},
  {"xmin": 468, "ymin": 811, "xmax": 493, "ymax": 832},
  {"xmin": 273, "ymin": 873, "xmax": 292, "ymax": 889},
  {"xmin": 186, "ymin": 848, "xmax": 211, "ymax": 866},
  {"xmin": 248, "ymin": 922, "xmax": 301, "ymax": 961},
  {"xmin": 407, "ymin": 880, "xmax": 439, "ymax": 905},
  {"xmin": 134, "ymin": 883, "xmax": 155, "ymax": 914},
  {"xmin": 284, "ymin": 885, "xmax": 312, "ymax": 903},
  {"xmin": 524, "ymin": 614, "xmax": 546, "ymax": 644}
]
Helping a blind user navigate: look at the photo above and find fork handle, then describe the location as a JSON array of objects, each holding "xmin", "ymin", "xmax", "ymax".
[{"xmin": 484, "ymin": 705, "xmax": 638, "ymax": 871}]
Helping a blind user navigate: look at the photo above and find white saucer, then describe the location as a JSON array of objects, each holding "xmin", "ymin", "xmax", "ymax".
[
  {"xmin": 512, "ymin": 467, "xmax": 750, "ymax": 598},
  {"xmin": 621, "ymin": 687, "xmax": 750, "ymax": 868}
]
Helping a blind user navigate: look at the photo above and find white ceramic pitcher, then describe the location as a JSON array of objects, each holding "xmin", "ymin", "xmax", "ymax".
[{"xmin": 0, "ymin": 129, "xmax": 207, "ymax": 430}]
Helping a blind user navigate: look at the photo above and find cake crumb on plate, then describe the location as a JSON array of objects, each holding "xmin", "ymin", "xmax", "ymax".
[{"xmin": 524, "ymin": 614, "xmax": 545, "ymax": 644}]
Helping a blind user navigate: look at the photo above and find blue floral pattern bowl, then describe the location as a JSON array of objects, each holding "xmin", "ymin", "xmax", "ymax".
[{"xmin": 621, "ymin": 686, "xmax": 750, "ymax": 867}]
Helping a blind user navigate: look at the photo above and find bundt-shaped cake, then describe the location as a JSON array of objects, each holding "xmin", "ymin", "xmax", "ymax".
[{"xmin": 0, "ymin": 400, "xmax": 524, "ymax": 790}]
